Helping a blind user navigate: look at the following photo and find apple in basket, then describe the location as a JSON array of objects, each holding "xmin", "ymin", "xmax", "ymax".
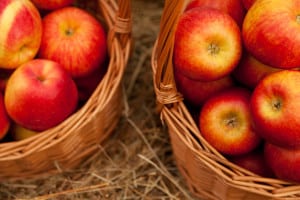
[
  {"xmin": 199, "ymin": 87, "xmax": 262, "ymax": 156},
  {"xmin": 30, "ymin": 0, "xmax": 74, "ymax": 10},
  {"xmin": 173, "ymin": 7, "xmax": 242, "ymax": 81},
  {"xmin": 174, "ymin": 69, "xmax": 234, "ymax": 108},
  {"xmin": 185, "ymin": 0, "xmax": 246, "ymax": 27},
  {"xmin": 0, "ymin": 92, "xmax": 10, "ymax": 140},
  {"xmin": 242, "ymin": 0, "xmax": 257, "ymax": 10},
  {"xmin": 38, "ymin": 6, "xmax": 108, "ymax": 78},
  {"xmin": 242, "ymin": 0, "xmax": 300, "ymax": 69},
  {"xmin": 4, "ymin": 59, "xmax": 78, "ymax": 132},
  {"xmin": 0, "ymin": 0, "xmax": 42, "ymax": 69},
  {"xmin": 232, "ymin": 52, "xmax": 281, "ymax": 89},
  {"xmin": 11, "ymin": 123, "xmax": 38, "ymax": 141},
  {"xmin": 264, "ymin": 142, "xmax": 300, "ymax": 183},
  {"xmin": 250, "ymin": 70, "xmax": 300, "ymax": 149}
]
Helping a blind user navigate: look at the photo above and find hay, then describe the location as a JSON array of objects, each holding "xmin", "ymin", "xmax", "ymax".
[{"xmin": 0, "ymin": 1, "xmax": 195, "ymax": 199}]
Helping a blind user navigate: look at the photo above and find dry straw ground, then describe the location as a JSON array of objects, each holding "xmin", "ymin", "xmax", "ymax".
[{"xmin": 0, "ymin": 1, "xmax": 196, "ymax": 199}]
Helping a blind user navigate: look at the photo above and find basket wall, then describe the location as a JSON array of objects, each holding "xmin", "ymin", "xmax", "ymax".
[
  {"xmin": 0, "ymin": 0, "xmax": 131, "ymax": 180},
  {"xmin": 151, "ymin": 0, "xmax": 300, "ymax": 199}
]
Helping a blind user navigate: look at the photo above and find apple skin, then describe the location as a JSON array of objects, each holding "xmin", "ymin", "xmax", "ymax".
[
  {"xmin": 185, "ymin": 0, "xmax": 246, "ymax": 27},
  {"xmin": 30, "ymin": 0, "xmax": 74, "ymax": 10},
  {"xmin": 199, "ymin": 87, "xmax": 262, "ymax": 156},
  {"xmin": 173, "ymin": 7, "xmax": 242, "ymax": 81},
  {"xmin": 0, "ymin": 0, "xmax": 42, "ymax": 69},
  {"xmin": 264, "ymin": 142, "xmax": 300, "ymax": 183},
  {"xmin": 232, "ymin": 52, "xmax": 281, "ymax": 89},
  {"xmin": 242, "ymin": 0, "xmax": 257, "ymax": 10},
  {"xmin": 250, "ymin": 70, "xmax": 300, "ymax": 148},
  {"xmin": 38, "ymin": 6, "xmax": 107, "ymax": 78},
  {"xmin": 0, "ymin": 92, "xmax": 10, "ymax": 140},
  {"xmin": 242, "ymin": 0, "xmax": 300, "ymax": 69},
  {"xmin": 230, "ymin": 147, "xmax": 274, "ymax": 177},
  {"xmin": 4, "ymin": 59, "xmax": 78, "ymax": 131},
  {"xmin": 11, "ymin": 123, "xmax": 38, "ymax": 141},
  {"xmin": 174, "ymin": 69, "xmax": 235, "ymax": 107}
]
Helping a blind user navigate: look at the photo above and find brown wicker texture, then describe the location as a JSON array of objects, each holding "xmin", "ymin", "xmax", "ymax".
[
  {"xmin": 0, "ymin": 0, "xmax": 131, "ymax": 180},
  {"xmin": 151, "ymin": 0, "xmax": 300, "ymax": 199}
]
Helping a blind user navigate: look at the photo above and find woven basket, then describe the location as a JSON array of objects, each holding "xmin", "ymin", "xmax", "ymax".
[
  {"xmin": 151, "ymin": 1, "xmax": 300, "ymax": 199},
  {"xmin": 0, "ymin": 0, "xmax": 131, "ymax": 180}
]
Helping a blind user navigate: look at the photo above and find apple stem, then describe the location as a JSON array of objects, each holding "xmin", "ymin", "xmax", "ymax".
[
  {"xmin": 207, "ymin": 43, "xmax": 220, "ymax": 55},
  {"xmin": 225, "ymin": 117, "xmax": 237, "ymax": 128}
]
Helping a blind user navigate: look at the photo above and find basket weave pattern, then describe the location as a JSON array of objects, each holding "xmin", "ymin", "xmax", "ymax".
[
  {"xmin": 151, "ymin": 0, "xmax": 300, "ymax": 199},
  {"xmin": 0, "ymin": 0, "xmax": 131, "ymax": 180}
]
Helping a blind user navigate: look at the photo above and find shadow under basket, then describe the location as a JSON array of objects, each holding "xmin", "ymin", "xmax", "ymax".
[
  {"xmin": 0, "ymin": 0, "xmax": 132, "ymax": 180},
  {"xmin": 151, "ymin": 0, "xmax": 300, "ymax": 199}
]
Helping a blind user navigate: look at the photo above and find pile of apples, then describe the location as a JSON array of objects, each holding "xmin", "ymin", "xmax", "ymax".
[
  {"xmin": 173, "ymin": 0, "xmax": 300, "ymax": 182},
  {"xmin": 0, "ymin": 0, "xmax": 108, "ymax": 141}
]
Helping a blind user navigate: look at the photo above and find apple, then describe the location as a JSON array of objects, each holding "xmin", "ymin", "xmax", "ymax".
[
  {"xmin": 185, "ymin": 0, "xmax": 246, "ymax": 27},
  {"xmin": 30, "ymin": 0, "xmax": 74, "ymax": 10},
  {"xmin": 230, "ymin": 147, "xmax": 274, "ymax": 177},
  {"xmin": 264, "ymin": 142, "xmax": 300, "ymax": 182},
  {"xmin": 74, "ymin": 62, "xmax": 107, "ymax": 102},
  {"xmin": 250, "ymin": 70, "xmax": 300, "ymax": 148},
  {"xmin": 0, "ymin": 92, "xmax": 10, "ymax": 140},
  {"xmin": 11, "ymin": 123, "xmax": 38, "ymax": 141},
  {"xmin": 232, "ymin": 52, "xmax": 281, "ymax": 89},
  {"xmin": 173, "ymin": 7, "xmax": 242, "ymax": 81},
  {"xmin": 38, "ymin": 6, "xmax": 107, "ymax": 78},
  {"xmin": 242, "ymin": 0, "xmax": 257, "ymax": 10},
  {"xmin": 4, "ymin": 59, "xmax": 78, "ymax": 131},
  {"xmin": 0, "ymin": 0, "xmax": 42, "ymax": 69},
  {"xmin": 242, "ymin": 0, "xmax": 300, "ymax": 69},
  {"xmin": 174, "ymin": 69, "xmax": 235, "ymax": 107},
  {"xmin": 199, "ymin": 87, "xmax": 262, "ymax": 156}
]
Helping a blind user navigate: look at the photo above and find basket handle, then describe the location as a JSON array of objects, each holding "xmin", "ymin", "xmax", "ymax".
[{"xmin": 154, "ymin": 0, "xmax": 185, "ymax": 107}]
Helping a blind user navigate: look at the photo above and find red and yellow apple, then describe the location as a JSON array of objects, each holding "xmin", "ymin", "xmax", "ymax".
[
  {"xmin": 264, "ymin": 142, "xmax": 300, "ymax": 183},
  {"xmin": 173, "ymin": 7, "xmax": 242, "ymax": 81},
  {"xmin": 30, "ymin": 0, "xmax": 74, "ymax": 10},
  {"xmin": 232, "ymin": 52, "xmax": 281, "ymax": 89},
  {"xmin": 0, "ymin": 92, "xmax": 10, "ymax": 140},
  {"xmin": 242, "ymin": 0, "xmax": 300, "ymax": 69},
  {"xmin": 4, "ymin": 59, "xmax": 78, "ymax": 131},
  {"xmin": 0, "ymin": 0, "xmax": 42, "ymax": 69},
  {"xmin": 199, "ymin": 87, "xmax": 261, "ymax": 156},
  {"xmin": 250, "ymin": 70, "xmax": 300, "ymax": 148},
  {"xmin": 174, "ymin": 69, "xmax": 234, "ymax": 107},
  {"xmin": 185, "ymin": 0, "xmax": 246, "ymax": 27},
  {"xmin": 242, "ymin": 0, "xmax": 256, "ymax": 10},
  {"xmin": 38, "ymin": 6, "xmax": 107, "ymax": 78}
]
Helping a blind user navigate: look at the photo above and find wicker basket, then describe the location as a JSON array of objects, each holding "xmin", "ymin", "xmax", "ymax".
[
  {"xmin": 151, "ymin": 1, "xmax": 300, "ymax": 199},
  {"xmin": 0, "ymin": 0, "xmax": 131, "ymax": 180}
]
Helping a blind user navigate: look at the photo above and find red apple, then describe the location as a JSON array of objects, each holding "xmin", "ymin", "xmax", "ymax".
[
  {"xmin": 232, "ymin": 52, "xmax": 281, "ymax": 89},
  {"xmin": 173, "ymin": 7, "xmax": 242, "ymax": 81},
  {"xmin": 0, "ymin": 0, "xmax": 42, "ymax": 69},
  {"xmin": 74, "ymin": 62, "xmax": 107, "ymax": 102},
  {"xmin": 4, "ymin": 59, "xmax": 78, "ymax": 131},
  {"xmin": 174, "ymin": 69, "xmax": 234, "ymax": 107},
  {"xmin": 242, "ymin": 0, "xmax": 300, "ymax": 69},
  {"xmin": 230, "ymin": 147, "xmax": 274, "ymax": 177},
  {"xmin": 0, "ymin": 92, "xmax": 10, "ymax": 140},
  {"xmin": 38, "ymin": 6, "xmax": 107, "ymax": 78},
  {"xmin": 242, "ymin": 0, "xmax": 257, "ymax": 10},
  {"xmin": 185, "ymin": 0, "xmax": 246, "ymax": 27},
  {"xmin": 30, "ymin": 0, "xmax": 74, "ymax": 10},
  {"xmin": 11, "ymin": 123, "xmax": 38, "ymax": 141},
  {"xmin": 250, "ymin": 70, "xmax": 300, "ymax": 148},
  {"xmin": 199, "ymin": 87, "xmax": 261, "ymax": 156},
  {"xmin": 264, "ymin": 142, "xmax": 300, "ymax": 182}
]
